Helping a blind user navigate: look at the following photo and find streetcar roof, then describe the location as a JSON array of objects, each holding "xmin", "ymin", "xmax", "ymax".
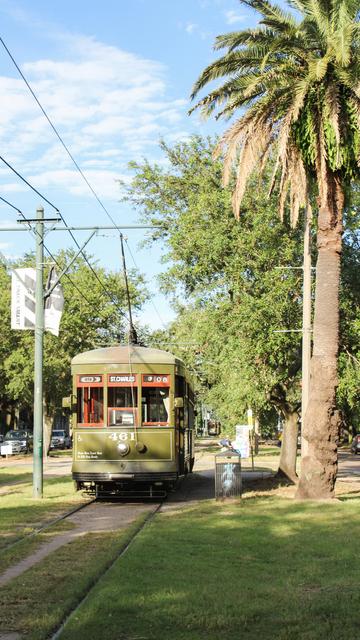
[{"xmin": 71, "ymin": 345, "xmax": 184, "ymax": 366}]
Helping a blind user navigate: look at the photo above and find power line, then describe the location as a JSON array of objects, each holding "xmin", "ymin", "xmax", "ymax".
[
  {"xmin": 0, "ymin": 195, "xmax": 125, "ymax": 317},
  {"xmin": 124, "ymin": 236, "xmax": 169, "ymax": 331},
  {"xmin": 0, "ymin": 195, "xmax": 22, "ymax": 214},
  {"xmin": 0, "ymin": 38, "xmax": 139, "ymax": 329},
  {"xmin": 0, "ymin": 155, "xmax": 60, "ymax": 212},
  {"xmin": 0, "ymin": 152, "xmax": 132, "ymax": 323},
  {"xmin": 0, "ymin": 36, "xmax": 119, "ymax": 229}
]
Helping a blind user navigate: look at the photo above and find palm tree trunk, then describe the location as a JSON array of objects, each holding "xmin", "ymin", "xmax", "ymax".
[{"xmin": 297, "ymin": 176, "xmax": 344, "ymax": 499}]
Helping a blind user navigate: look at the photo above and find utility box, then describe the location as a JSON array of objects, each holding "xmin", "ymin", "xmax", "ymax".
[{"xmin": 215, "ymin": 451, "xmax": 242, "ymax": 500}]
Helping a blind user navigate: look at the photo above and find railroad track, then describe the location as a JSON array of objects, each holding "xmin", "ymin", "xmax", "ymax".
[
  {"xmin": 51, "ymin": 500, "xmax": 163, "ymax": 640},
  {"xmin": 1, "ymin": 497, "xmax": 95, "ymax": 555}
]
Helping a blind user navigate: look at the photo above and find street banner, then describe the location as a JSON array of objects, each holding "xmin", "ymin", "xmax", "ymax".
[
  {"xmin": 11, "ymin": 268, "xmax": 36, "ymax": 330},
  {"xmin": 44, "ymin": 267, "xmax": 64, "ymax": 336},
  {"xmin": 11, "ymin": 267, "xmax": 64, "ymax": 336}
]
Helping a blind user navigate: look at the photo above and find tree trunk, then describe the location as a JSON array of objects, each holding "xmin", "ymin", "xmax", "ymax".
[
  {"xmin": 43, "ymin": 410, "xmax": 53, "ymax": 459},
  {"xmin": 278, "ymin": 410, "xmax": 299, "ymax": 483},
  {"xmin": 296, "ymin": 175, "xmax": 343, "ymax": 499}
]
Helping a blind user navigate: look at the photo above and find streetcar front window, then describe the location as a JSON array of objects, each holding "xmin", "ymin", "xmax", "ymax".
[
  {"xmin": 108, "ymin": 387, "xmax": 138, "ymax": 426},
  {"xmin": 77, "ymin": 387, "xmax": 103, "ymax": 425},
  {"xmin": 142, "ymin": 388, "xmax": 169, "ymax": 425}
]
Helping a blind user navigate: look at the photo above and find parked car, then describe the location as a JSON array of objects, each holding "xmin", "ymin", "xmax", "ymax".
[
  {"xmin": 1, "ymin": 430, "xmax": 32, "ymax": 455},
  {"xmin": 351, "ymin": 435, "xmax": 360, "ymax": 454},
  {"xmin": 50, "ymin": 430, "xmax": 71, "ymax": 450}
]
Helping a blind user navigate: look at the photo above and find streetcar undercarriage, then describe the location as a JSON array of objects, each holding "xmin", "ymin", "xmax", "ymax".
[{"xmin": 74, "ymin": 472, "xmax": 178, "ymax": 498}]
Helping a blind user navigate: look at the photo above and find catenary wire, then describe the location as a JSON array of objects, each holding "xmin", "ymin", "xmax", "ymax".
[
  {"xmin": 0, "ymin": 197, "xmax": 117, "ymax": 315},
  {"xmin": 124, "ymin": 236, "xmax": 168, "ymax": 330},
  {"xmin": 0, "ymin": 155, "xmax": 60, "ymax": 212},
  {"xmin": 0, "ymin": 152, "xmax": 132, "ymax": 324},
  {"xmin": 0, "ymin": 36, "xmax": 120, "ymax": 228},
  {"xmin": 0, "ymin": 37, "xmax": 139, "ymax": 330}
]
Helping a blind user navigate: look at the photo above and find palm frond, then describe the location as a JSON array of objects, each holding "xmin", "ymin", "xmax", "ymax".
[
  {"xmin": 214, "ymin": 27, "xmax": 277, "ymax": 51},
  {"xmin": 325, "ymin": 83, "xmax": 341, "ymax": 147},
  {"xmin": 191, "ymin": 0, "xmax": 360, "ymax": 226},
  {"xmin": 239, "ymin": 0, "xmax": 298, "ymax": 31}
]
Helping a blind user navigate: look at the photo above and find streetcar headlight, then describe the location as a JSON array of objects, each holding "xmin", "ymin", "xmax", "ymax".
[
  {"xmin": 117, "ymin": 442, "xmax": 130, "ymax": 456},
  {"xmin": 135, "ymin": 441, "xmax": 147, "ymax": 453}
]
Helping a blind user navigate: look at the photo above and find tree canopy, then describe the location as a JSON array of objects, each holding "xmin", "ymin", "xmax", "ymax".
[{"xmin": 0, "ymin": 249, "xmax": 148, "ymax": 428}]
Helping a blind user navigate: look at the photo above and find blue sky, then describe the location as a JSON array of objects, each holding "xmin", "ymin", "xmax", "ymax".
[{"xmin": 0, "ymin": 0, "xmax": 256, "ymax": 331}]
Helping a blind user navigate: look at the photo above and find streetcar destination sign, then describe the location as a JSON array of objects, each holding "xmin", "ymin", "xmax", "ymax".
[
  {"xmin": 79, "ymin": 375, "xmax": 102, "ymax": 384},
  {"xmin": 108, "ymin": 374, "xmax": 138, "ymax": 386}
]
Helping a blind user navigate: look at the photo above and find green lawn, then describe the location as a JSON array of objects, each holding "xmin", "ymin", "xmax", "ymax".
[
  {"xmin": 58, "ymin": 495, "xmax": 360, "ymax": 640},
  {"xmin": 0, "ymin": 475, "xmax": 88, "ymax": 561},
  {"xmin": 0, "ymin": 518, "xmax": 149, "ymax": 640}
]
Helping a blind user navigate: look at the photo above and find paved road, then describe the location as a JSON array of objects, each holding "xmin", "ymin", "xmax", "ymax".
[{"xmin": 2, "ymin": 446, "xmax": 360, "ymax": 476}]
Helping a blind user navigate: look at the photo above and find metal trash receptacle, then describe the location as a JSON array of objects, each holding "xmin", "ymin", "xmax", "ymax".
[{"xmin": 215, "ymin": 451, "xmax": 242, "ymax": 500}]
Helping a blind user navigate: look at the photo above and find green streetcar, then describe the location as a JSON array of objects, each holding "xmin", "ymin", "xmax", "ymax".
[{"xmin": 70, "ymin": 345, "xmax": 195, "ymax": 497}]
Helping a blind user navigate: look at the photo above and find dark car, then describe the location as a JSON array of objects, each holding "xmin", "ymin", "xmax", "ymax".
[
  {"xmin": 2, "ymin": 430, "xmax": 32, "ymax": 454},
  {"xmin": 50, "ymin": 430, "xmax": 71, "ymax": 450},
  {"xmin": 351, "ymin": 435, "xmax": 360, "ymax": 455}
]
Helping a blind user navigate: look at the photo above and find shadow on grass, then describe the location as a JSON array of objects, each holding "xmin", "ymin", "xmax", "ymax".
[
  {"xmin": 57, "ymin": 495, "xmax": 360, "ymax": 640},
  {"xmin": 0, "ymin": 472, "xmax": 33, "ymax": 486},
  {"xmin": 0, "ymin": 475, "xmax": 84, "ymax": 550}
]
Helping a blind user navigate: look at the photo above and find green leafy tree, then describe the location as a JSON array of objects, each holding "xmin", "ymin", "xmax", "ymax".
[
  {"xmin": 1, "ymin": 249, "xmax": 148, "ymax": 450},
  {"xmin": 191, "ymin": 0, "xmax": 360, "ymax": 498},
  {"xmin": 123, "ymin": 137, "xmax": 306, "ymax": 480},
  {"xmin": 338, "ymin": 207, "xmax": 360, "ymax": 435}
]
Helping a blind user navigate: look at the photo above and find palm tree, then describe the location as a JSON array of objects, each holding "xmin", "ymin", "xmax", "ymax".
[{"xmin": 191, "ymin": 0, "xmax": 360, "ymax": 499}]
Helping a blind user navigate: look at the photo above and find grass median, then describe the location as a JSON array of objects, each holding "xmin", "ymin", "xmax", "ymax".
[
  {"xmin": 58, "ymin": 493, "xmax": 360, "ymax": 640},
  {"xmin": 0, "ymin": 474, "xmax": 89, "ymax": 572},
  {"xmin": 0, "ymin": 514, "xmax": 150, "ymax": 640}
]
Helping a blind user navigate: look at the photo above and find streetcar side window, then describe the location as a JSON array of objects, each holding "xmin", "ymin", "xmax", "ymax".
[
  {"xmin": 142, "ymin": 388, "xmax": 170, "ymax": 425},
  {"xmin": 108, "ymin": 387, "xmax": 138, "ymax": 426},
  {"xmin": 77, "ymin": 387, "xmax": 104, "ymax": 425}
]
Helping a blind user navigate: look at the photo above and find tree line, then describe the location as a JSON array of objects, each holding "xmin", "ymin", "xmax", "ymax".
[{"xmin": 121, "ymin": 135, "xmax": 360, "ymax": 484}]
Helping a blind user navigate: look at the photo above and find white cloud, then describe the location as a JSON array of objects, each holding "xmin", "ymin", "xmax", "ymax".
[
  {"xmin": 0, "ymin": 33, "xmax": 191, "ymax": 201},
  {"xmin": 225, "ymin": 9, "xmax": 245, "ymax": 24},
  {"xmin": 28, "ymin": 168, "xmax": 124, "ymax": 199},
  {"xmin": 186, "ymin": 23, "xmax": 198, "ymax": 34}
]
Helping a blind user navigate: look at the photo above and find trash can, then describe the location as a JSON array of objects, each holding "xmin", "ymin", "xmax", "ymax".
[{"xmin": 215, "ymin": 451, "xmax": 242, "ymax": 500}]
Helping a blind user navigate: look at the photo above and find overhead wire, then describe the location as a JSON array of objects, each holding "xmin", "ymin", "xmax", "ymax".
[
  {"xmin": 0, "ymin": 197, "xmax": 107, "ymax": 312},
  {"xmin": 0, "ymin": 155, "xmax": 60, "ymax": 212},
  {"xmin": 0, "ymin": 151, "xmax": 131, "ymax": 322},
  {"xmin": 0, "ymin": 36, "xmax": 139, "ymax": 331},
  {"xmin": 0, "ymin": 36, "xmax": 120, "ymax": 229},
  {"xmin": 0, "ymin": 195, "xmax": 22, "ymax": 214},
  {"xmin": 123, "ymin": 236, "xmax": 169, "ymax": 331}
]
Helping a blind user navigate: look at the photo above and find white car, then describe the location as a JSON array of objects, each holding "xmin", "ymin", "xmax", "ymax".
[
  {"xmin": 1, "ymin": 430, "xmax": 31, "ymax": 455},
  {"xmin": 50, "ymin": 430, "xmax": 72, "ymax": 450}
]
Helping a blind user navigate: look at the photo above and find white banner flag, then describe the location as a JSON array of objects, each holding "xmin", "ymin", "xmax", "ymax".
[
  {"xmin": 11, "ymin": 268, "xmax": 36, "ymax": 330},
  {"xmin": 11, "ymin": 267, "xmax": 64, "ymax": 336},
  {"xmin": 44, "ymin": 268, "xmax": 64, "ymax": 337}
]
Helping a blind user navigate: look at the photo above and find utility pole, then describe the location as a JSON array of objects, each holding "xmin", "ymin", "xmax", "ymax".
[
  {"xmin": 2, "ymin": 216, "xmax": 158, "ymax": 498},
  {"xmin": 33, "ymin": 206, "xmax": 44, "ymax": 498},
  {"xmin": 301, "ymin": 206, "xmax": 312, "ymax": 458}
]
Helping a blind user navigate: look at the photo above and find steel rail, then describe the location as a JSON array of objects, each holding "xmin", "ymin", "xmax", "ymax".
[
  {"xmin": 51, "ymin": 501, "xmax": 163, "ymax": 640},
  {"xmin": 1, "ymin": 497, "xmax": 95, "ymax": 554}
]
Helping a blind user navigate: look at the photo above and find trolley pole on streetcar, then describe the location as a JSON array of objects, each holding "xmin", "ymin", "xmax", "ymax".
[
  {"xmin": 33, "ymin": 206, "xmax": 44, "ymax": 498},
  {"xmin": 1, "ymin": 215, "xmax": 159, "ymax": 499}
]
